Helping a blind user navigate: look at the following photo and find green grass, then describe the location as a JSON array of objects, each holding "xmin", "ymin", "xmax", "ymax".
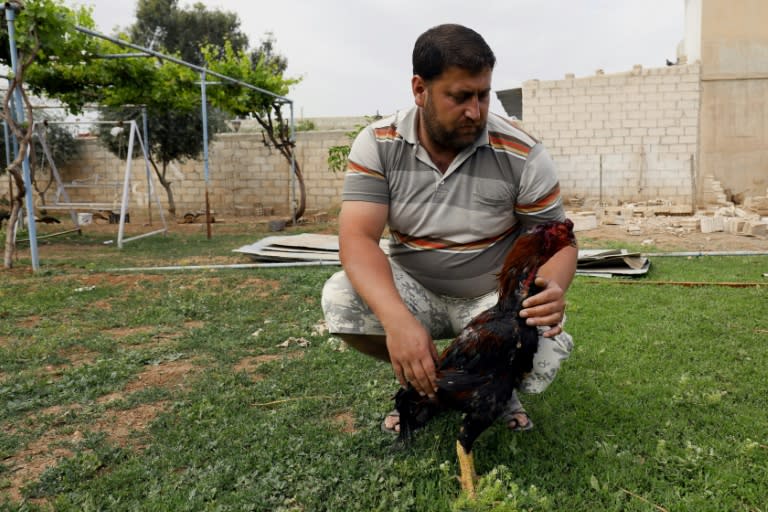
[{"xmin": 0, "ymin": 224, "xmax": 766, "ymax": 511}]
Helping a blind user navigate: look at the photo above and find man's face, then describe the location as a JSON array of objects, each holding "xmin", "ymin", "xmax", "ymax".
[{"xmin": 414, "ymin": 66, "xmax": 492, "ymax": 152}]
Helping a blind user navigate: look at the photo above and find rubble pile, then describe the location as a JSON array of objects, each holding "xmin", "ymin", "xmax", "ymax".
[{"xmin": 566, "ymin": 191, "xmax": 768, "ymax": 239}]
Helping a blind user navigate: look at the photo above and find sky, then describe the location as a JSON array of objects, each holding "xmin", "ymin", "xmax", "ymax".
[{"xmin": 74, "ymin": 0, "xmax": 686, "ymax": 119}]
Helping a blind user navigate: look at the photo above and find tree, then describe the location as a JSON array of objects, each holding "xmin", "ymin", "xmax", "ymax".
[
  {"xmin": 0, "ymin": 0, "xmax": 97, "ymax": 268},
  {"xmin": 116, "ymin": 2, "xmax": 281, "ymax": 218},
  {"xmin": 0, "ymin": 1, "xmax": 302, "ymax": 270},
  {"xmin": 130, "ymin": 0, "xmax": 249, "ymax": 65},
  {"xmin": 95, "ymin": 104, "xmax": 227, "ymax": 217},
  {"xmin": 30, "ymin": 117, "xmax": 80, "ymax": 209},
  {"xmin": 204, "ymin": 41, "xmax": 305, "ymax": 223},
  {"xmin": 120, "ymin": 4, "xmax": 303, "ymax": 221}
]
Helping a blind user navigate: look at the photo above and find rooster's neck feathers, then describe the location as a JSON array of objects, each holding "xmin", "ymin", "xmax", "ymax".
[
  {"xmin": 496, "ymin": 220, "xmax": 576, "ymax": 305},
  {"xmin": 497, "ymin": 238, "xmax": 543, "ymax": 305}
]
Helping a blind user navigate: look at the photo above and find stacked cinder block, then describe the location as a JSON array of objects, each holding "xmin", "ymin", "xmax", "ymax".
[{"xmin": 522, "ymin": 64, "xmax": 701, "ymax": 206}]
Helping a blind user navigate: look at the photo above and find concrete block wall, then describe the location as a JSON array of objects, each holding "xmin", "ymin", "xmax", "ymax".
[
  {"xmin": 0, "ymin": 129, "xmax": 350, "ymax": 218},
  {"xmin": 45, "ymin": 139, "xmax": 129, "ymax": 210},
  {"xmin": 522, "ymin": 64, "xmax": 702, "ymax": 205}
]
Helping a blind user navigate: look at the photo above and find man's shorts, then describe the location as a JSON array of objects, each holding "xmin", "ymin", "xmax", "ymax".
[{"xmin": 321, "ymin": 261, "xmax": 573, "ymax": 394}]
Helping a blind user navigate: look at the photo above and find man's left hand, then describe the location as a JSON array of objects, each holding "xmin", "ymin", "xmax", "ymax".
[{"xmin": 519, "ymin": 276, "xmax": 566, "ymax": 337}]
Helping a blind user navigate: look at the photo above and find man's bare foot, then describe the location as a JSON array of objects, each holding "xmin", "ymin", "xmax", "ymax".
[
  {"xmin": 381, "ymin": 410, "xmax": 400, "ymax": 434},
  {"xmin": 502, "ymin": 391, "xmax": 534, "ymax": 432}
]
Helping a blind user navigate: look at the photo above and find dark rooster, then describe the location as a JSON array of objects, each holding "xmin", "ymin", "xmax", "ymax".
[{"xmin": 394, "ymin": 219, "xmax": 576, "ymax": 496}]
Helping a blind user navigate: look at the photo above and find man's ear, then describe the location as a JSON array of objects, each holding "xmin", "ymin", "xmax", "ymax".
[{"xmin": 412, "ymin": 75, "xmax": 427, "ymax": 108}]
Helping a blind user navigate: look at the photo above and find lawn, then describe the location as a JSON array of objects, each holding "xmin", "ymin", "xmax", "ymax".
[{"xmin": 0, "ymin": 220, "xmax": 766, "ymax": 511}]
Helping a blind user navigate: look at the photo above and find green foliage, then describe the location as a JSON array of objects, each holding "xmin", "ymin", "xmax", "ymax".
[
  {"xmin": 202, "ymin": 40, "xmax": 299, "ymax": 119},
  {"xmin": 296, "ymin": 119, "xmax": 316, "ymax": 132},
  {"xmin": 94, "ymin": 103, "xmax": 227, "ymax": 167},
  {"xmin": 327, "ymin": 116, "xmax": 381, "ymax": 173},
  {"xmin": 0, "ymin": 113, "xmax": 79, "ymax": 179},
  {"xmin": 7, "ymin": 0, "xmax": 102, "ymax": 114},
  {"xmin": 0, "ymin": 0, "xmax": 96, "ymax": 65},
  {"xmin": 450, "ymin": 466, "xmax": 550, "ymax": 512},
  {"xmin": 33, "ymin": 119, "xmax": 79, "ymax": 167},
  {"xmin": 130, "ymin": 0, "xmax": 250, "ymax": 65}
]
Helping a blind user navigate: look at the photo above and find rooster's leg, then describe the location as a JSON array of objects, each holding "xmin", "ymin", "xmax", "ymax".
[
  {"xmin": 456, "ymin": 440, "xmax": 477, "ymax": 497},
  {"xmin": 457, "ymin": 414, "xmax": 495, "ymax": 498}
]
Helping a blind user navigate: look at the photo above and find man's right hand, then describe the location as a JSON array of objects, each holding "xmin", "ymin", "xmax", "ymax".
[
  {"xmin": 385, "ymin": 316, "xmax": 439, "ymax": 399},
  {"xmin": 337, "ymin": 201, "xmax": 439, "ymax": 397}
]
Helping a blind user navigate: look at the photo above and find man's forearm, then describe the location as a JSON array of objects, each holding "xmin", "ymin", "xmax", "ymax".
[{"xmin": 538, "ymin": 245, "xmax": 578, "ymax": 293}]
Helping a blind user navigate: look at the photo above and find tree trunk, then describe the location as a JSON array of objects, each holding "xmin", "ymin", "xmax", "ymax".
[
  {"xmin": 148, "ymin": 157, "xmax": 176, "ymax": 217},
  {"xmin": 290, "ymin": 159, "xmax": 306, "ymax": 224},
  {"xmin": 161, "ymin": 179, "xmax": 176, "ymax": 218},
  {"xmin": 3, "ymin": 173, "xmax": 25, "ymax": 269},
  {"xmin": 160, "ymin": 161, "xmax": 176, "ymax": 217},
  {"xmin": 254, "ymin": 106, "xmax": 307, "ymax": 225}
]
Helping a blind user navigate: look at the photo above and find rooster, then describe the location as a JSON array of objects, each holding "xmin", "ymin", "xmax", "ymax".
[{"xmin": 394, "ymin": 219, "xmax": 576, "ymax": 496}]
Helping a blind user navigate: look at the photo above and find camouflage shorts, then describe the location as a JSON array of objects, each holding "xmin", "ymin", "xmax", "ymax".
[{"xmin": 320, "ymin": 261, "xmax": 573, "ymax": 394}]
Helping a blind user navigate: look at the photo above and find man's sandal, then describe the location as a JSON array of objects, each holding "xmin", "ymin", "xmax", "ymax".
[
  {"xmin": 503, "ymin": 408, "xmax": 534, "ymax": 432},
  {"xmin": 502, "ymin": 392, "xmax": 535, "ymax": 432}
]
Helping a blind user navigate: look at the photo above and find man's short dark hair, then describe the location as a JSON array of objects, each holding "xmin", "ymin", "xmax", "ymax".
[{"xmin": 412, "ymin": 24, "xmax": 496, "ymax": 81}]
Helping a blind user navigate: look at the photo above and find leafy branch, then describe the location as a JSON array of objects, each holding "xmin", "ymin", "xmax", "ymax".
[{"xmin": 327, "ymin": 115, "xmax": 380, "ymax": 173}]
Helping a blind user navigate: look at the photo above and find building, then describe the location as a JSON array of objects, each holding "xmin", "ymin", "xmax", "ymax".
[{"xmin": 496, "ymin": 0, "xmax": 768, "ymax": 209}]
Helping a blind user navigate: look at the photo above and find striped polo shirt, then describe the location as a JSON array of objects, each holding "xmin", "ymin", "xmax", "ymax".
[{"xmin": 343, "ymin": 106, "xmax": 565, "ymax": 298}]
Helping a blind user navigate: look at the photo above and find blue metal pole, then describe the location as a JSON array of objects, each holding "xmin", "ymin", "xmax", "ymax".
[
  {"xmin": 5, "ymin": 5, "xmax": 39, "ymax": 271},
  {"xmin": 200, "ymin": 70, "xmax": 212, "ymax": 239},
  {"xmin": 141, "ymin": 106, "xmax": 152, "ymax": 224}
]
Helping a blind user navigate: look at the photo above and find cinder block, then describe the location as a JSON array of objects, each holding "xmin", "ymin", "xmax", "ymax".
[
  {"xmin": 570, "ymin": 214, "xmax": 599, "ymax": 231},
  {"xmin": 724, "ymin": 218, "xmax": 747, "ymax": 234},
  {"xmin": 741, "ymin": 221, "xmax": 767, "ymax": 237}
]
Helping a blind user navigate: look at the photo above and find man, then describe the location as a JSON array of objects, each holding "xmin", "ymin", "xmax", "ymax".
[{"xmin": 322, "ymin": 23, "xmax": 577, "ymax": 433}]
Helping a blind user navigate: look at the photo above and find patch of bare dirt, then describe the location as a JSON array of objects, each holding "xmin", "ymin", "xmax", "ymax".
[
  {"xmin": 577, "ymin": 224, "xmax": 767, "ymax": 252},
  {"xmin": 74, "ymin": 273, "xmax": 166, "ymax": 288},
  {"xmin": 234, "ymin": 277, "xmax": 282, "ymax": 297},
  {"xmin": 104, "ymin": 321, "xmax": 205, "ymax": 345},
  {"xmin": 92, "ymin": 402, "xmax": 168, "ymax": 447},
  {"xmin": 233, "ymin": 352, "xmax": 304, "ymax": 382},
  {"xmin": 4, "ymin": 358, "xmax": 199, "ymax": 500},
  {"xmin": 5, "ymin": 401, "xmax": 167, "ymax": 503},
  {"xmin": 0, "ymin": 335, "xmax": 14, "ymax": 349},
  {"xmin": 4, "ymin": 433, "xmax": 77, "ymax": 502},
  {"xmin": 103, "ymin": 325, "xmax": 157, "ymax": 339},
  {"xmin": 332, "ymin": 411, "xmax": 358, "ymax": 434},
  {"xmin": 43, "ymin": 345, "xmax": 100, "ymax": 374},
  {"xmin": 98, "ymin": 359, "xmax": 200, "ymax": 405},
  {"xmin": 16, "ymin": 315, "xmax": 41, "ymax": 329},
  {"xmin": 125, "ymin": 360, "xmax": 198, "ymax": 393},
  {"xmin": 90, "ymin": 299, "xmax": 113, "ymax": 311},
  {"xmin": 34, "ymin": 403, "xmax": 85, "ymax": 420}
]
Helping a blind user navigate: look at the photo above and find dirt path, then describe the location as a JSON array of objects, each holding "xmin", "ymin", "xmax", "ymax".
[{"xmin": 576, "ymin": 223, "xmax": 767, "ymax": 252}]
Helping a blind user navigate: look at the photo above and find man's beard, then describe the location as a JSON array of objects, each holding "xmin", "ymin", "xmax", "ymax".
[{"xmin": 422, "ymin": 96, "xmax": 484, "ymax": 152}]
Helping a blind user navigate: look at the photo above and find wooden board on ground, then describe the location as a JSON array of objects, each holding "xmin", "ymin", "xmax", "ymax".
[{"xmin": 235, "ymin": 234, "xmax": 650, "ymax": 276}]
